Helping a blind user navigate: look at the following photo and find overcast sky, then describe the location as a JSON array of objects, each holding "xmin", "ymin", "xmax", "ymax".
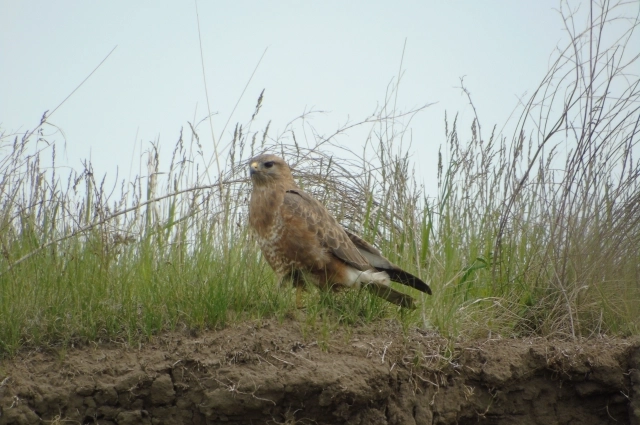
[{"xmin": 1, "ymin": 1, "xmax": 616, "ymax": 195}]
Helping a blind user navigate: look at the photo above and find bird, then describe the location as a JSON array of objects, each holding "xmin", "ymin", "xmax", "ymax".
[{"xmin": 247, "ymin": 153, "xmax": 432, "ymax": 308}]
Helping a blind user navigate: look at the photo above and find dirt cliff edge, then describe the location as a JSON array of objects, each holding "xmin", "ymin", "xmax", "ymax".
[{"xmin": 1, "ymin": 320, "xmax": 638, "ymax": 425}]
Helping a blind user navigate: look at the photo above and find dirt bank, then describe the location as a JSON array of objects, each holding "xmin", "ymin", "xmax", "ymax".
[{"xmin": 0, "ymin": 319, "xmax": 639, "ymax": 425}]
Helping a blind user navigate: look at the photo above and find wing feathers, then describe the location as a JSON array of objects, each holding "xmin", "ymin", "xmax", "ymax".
[
  {"xmin": 283, "ymin": 189, "xmax": 432, "ymax": 297},
  {"xmin": 284, "ymin": 190, "xmax": 370, "ymax": 271},
  {"xmin": 345, "ymin": 230, "xmax": 432, "ymax": 295}
]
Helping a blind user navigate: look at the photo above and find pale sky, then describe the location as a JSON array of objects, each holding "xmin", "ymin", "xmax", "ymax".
[{"xmin": 2, "ymin": 1, "xmax": 584, "ymax": 194}]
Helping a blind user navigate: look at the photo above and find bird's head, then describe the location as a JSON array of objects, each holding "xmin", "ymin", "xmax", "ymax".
[{"xmin": 248, "ymin": 154, "xmax": 295, "ymax": 187}]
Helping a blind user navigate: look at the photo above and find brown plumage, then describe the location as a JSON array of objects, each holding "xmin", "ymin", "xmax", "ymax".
[{"xmin": 248, "ymin": 154, "xmax": 432, "ymax": 308}]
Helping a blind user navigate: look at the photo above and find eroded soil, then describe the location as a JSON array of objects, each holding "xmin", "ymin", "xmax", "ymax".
[{"xmin": 1, "ymin": 319, "xmax": 639, "ymax": 425}]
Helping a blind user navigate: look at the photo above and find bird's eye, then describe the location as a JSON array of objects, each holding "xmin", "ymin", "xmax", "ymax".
[{"xmin": 263, "ymin": 161, "xmax": 274, "ymax": 168}]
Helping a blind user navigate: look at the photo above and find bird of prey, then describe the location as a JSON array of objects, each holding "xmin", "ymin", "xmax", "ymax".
[{"xmin": 248, "ymin": 154, "xmax": 432, "ymax": 308}]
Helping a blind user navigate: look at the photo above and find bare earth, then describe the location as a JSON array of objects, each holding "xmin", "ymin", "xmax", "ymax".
[{"xmin": 1, "ymin": 318, "xmax": 639, "ymax": 425}]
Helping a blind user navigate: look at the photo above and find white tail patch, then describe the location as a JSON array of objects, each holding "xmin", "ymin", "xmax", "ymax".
[{"xmin": 343, "ymin": 267, "xmax": 390, "ymax": 289}]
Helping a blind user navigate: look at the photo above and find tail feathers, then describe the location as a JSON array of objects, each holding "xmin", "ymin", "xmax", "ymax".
[
  {"xmin": 383, "ymin": 268, "xmax": 432, "ymax": 295},
  {"xmin": 365, "ymin": 282, "xmax": 417, "ymax": 308}
]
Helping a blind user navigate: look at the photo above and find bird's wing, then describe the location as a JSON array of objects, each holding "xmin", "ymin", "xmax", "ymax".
[
  {"xmin": 344, "ymin": 230, "xmax": 432, "ymax": 295},
  {"xmin": 283, "ymin": 189, "xmax": 370, "ymax": 271}
]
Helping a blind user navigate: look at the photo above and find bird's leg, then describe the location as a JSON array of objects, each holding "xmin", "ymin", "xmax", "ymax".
[
  {"xmin": 277, "ymin": 276, "xmax": 287, "ymax": 288},
  {"xmin": 296, "ymin": 285, "xmax": 304, "ymax": 309},
  {"xmin": 289, "ymin": 269, "xmax": 306, "ymax": 309}
]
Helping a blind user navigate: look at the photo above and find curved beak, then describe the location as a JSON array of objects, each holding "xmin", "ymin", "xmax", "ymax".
[{"xmin": 249, "ymin": 161, "xmax": 259, "ymax": 176}]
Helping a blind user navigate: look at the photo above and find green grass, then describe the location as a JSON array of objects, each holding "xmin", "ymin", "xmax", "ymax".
[{"xmin": 1, "ymin": 0, "xmax": 639, "ymax": 357}]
